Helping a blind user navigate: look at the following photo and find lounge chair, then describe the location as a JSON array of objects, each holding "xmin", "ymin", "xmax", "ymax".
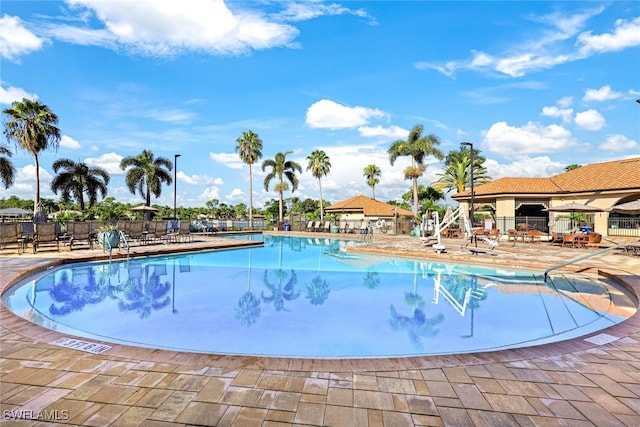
[
  {"xmin": 68, "ymin": 221, "xmax": 94, "ymax": 250},
  {"xmin": 0, "ymin": 223, "xmax": 25, "ymax": 254},
  {"xmin": 339, "ymin": 221, "xmax": 347, "ymax": 233},
  {"xmin": 322, "ymin": 221, "xmax": 331, "ymax": 233},
  {"xmin": 33, "ymin": 222, "xmax": 61, "ymax": 253},
  {"xmin": 468, "ymin": 235, "xmax": 499, "ymax": 256}
]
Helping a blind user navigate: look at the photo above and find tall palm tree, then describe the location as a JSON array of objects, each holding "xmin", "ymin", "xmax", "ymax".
[
  {"xmin": 50, "ymin": 159, "xmax": 110, "ymax": 211},
  {"xmin": 3, "ymin": 98, "xmax": 61, "ymax": 222},
  {"xmin": 0, "ymin": 143, "xmax": 15, "ymax": 189},
  {"xmin": 306, "ymin": 150, "xmax": 331, "ymax": 221},
  {"xmin": 120, "ymin": 150, "xmax": 173, "ymax": 210},
  {"xmin": 432, "ymin": 148, "xmax": 490, "ymax": 194},
  {"xmin": 235, "ymin": 130, "xmax": 263, "ymax": 228},
  {"xmin": 388, "ymin": 124, "xmax": 444, "ymax": 215},
  {"xmin": 363, "ymin": 164, "xmax": 381, "ymax": 199},
  {"xmin": 262, "ymin": 151, "xmax": 302, "ymax": 224}
]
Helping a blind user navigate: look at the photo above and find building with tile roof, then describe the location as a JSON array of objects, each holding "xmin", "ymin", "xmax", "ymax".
[
  {"xmin": 324, "ymin": 195, "xmax": 415, "ymax": 235},
  {"xmin": 452, "ymin": 157, "xmax": 640, "ymax": 237}
]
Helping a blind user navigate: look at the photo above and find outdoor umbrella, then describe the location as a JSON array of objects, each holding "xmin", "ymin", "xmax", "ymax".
[
  {"xmin": 544, "ymin": 202, "xmax": 603, "ymax": 230},
  {"xmin": 131, "ymin": 205, "xmax": 159, "ymax": 212},
  {"xmin": 607, "ymin": 199, "xmax": 640, "ymax": 215},
  {"xmin": 131, "ymin": 205, "xmax": 159, "ymax": 220}
]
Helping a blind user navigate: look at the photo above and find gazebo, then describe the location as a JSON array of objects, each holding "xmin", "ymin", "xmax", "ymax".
[{"xmin": 324, "ymin": 195, "xmax": 415, "ymax": 235}]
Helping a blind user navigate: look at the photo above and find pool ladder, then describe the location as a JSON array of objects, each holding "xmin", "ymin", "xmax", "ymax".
[{"xmin": 543, "ymin": 241, "xmax": 626, "ymax": 282}]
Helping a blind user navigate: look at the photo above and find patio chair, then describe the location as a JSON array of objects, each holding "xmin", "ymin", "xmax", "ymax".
[
  {"xmin": 33, "ymin": 222, "xmax": 61, "ymax": 253},
  {"xmin": 306, "ymin": 220, "xmax": 315, "ymax": 232},
  {"xmin": 68, "ymin": 221, "xmax": 94, "ymax": 250},
  {"xmin": 0, "ymin": 223, "xmax": 25, "ymax": 254},
  {"xmin": 149, "ymin": 220, "xmax": 170, "ymax": 244},
  {"xmin": 526, "ymin": 229, "xmax": 542, "ymax": 243},
  {"xmin": 175, "ymin": 221, "xmax": 192, "ymax": 243},
  {"xmin": 322, "ymin": 221, "xmax": 331, "ymax": 233},
  {"xmin": 339, "ymin": 221, "xmax": 347, "ymax": 233},
  {"xmin": 126, "ymin": 220, "xmax": 146, "ymax": 245}
]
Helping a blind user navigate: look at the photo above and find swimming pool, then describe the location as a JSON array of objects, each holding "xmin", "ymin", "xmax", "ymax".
[{"xmin": 2, "ymin": 235, "xmax": 636, "ymax": 358}]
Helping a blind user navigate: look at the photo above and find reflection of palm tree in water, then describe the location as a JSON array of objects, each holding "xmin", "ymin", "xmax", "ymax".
[
  {"xmin": 235, "ymin": 249, "xmax": 261, "ymax": 326},
  {"xmin": 49, "ymin": 268, "xmax": 106, "ymax": 316},
  {"xmin": 117, "ymin": 266, "xmax": 171, "ymax": 319},
  {"xmin": 363, "ymin": 271, "xmax": 380, "ymax": 289},
  {"xmin": 389, "ymin": 291, "xmax": 444, "ymax": 349},
  {"xmin": 306, "ymin": 275, "xmax": 330, "ymax": 305},
  {"xmin": 306, "ymin": 241, "xmax": 330, "ymax": 305},
  {"xmin": 262, "ymin": 269, "xmax": 300, "ymax": 311}
]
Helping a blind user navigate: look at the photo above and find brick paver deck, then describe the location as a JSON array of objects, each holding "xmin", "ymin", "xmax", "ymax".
[{"xmin": 1, "ymin": 232, "xmax": 639, "ymax": 426}]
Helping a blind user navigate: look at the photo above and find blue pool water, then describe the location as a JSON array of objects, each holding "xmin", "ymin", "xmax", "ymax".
[{"xmin": 2, "ymin": 235, "xmax": 636, "ymax": 358}]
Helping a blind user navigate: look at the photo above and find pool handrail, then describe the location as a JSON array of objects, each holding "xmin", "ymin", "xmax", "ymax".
[{"xmin": 543, "ymin": 241, "xmax": 626, "ymax": 282}]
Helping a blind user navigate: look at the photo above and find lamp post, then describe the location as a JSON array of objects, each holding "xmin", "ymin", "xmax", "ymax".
[
  {"xmin": 461, "ymin": 142, "xmax": 475, "ymax": 245},
  {"xmin": 174, "ymin": 154, "xmax": 181, "ymax": 221}
]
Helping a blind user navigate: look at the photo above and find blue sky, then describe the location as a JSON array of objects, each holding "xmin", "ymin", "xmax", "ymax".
[{"xmin": 1, "ymin": 0, "xmax": 639, "ymax": 209}]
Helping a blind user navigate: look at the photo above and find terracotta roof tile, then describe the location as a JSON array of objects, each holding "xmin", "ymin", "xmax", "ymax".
[
  {"xmin": 325, "ymin": 195, "xmax": 415, "ymax": 217},
  {"xmin": 454, "ymin": 157, "xmax": 640, "ymax": 198}
]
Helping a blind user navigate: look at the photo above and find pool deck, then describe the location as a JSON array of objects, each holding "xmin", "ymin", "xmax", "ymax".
[{"xmin": 1, "ymin": 232, "xmax": 639, "ymax": 426}]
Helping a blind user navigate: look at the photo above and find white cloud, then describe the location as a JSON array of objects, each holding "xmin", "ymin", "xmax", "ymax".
[
  {"xmin": 54, "ymin": 0, "xmax": 298, "ymax": 56},
  {"xmin": 541, "ymin": 106, "xmax": 573, "ymax": 123},
  {"xmin": 177, "ymin": 171, "xmax": 223, "ymax": 186},
  {"xmin": 277, "ymin": 2, "xmax": 375, "ymax": 24},
  {"xmin": 0, "ymin": 164, "xmax": 55, "ymax": 201},
  {"xmin": 60, "ymin": 135, "xmax": 81, "ymax": 149},
  {"xmin": 598, "ymin": 134, "xmax": 638, "ymax": 152},
  {"xmin": 574, "ymin": 109, "xmax": 605, "ymax": 130},
  {"xmin": 210, "ymin": 152, "xmax": 244, "ymax": 169},
  {"xmin": 0, "ymin": 15, "xmax": 44, "ymax": 60},
  {"xmin": 198, "ymin": 186, "xmax": 220, "ymax": 202},
  {"xmin": 583, "ymin": 85, "xmax": 623, "ymax": 102},
  {"xmin": 358, "ymin": 125, "xmax": 408, "ymax": 140},
  {"xmin": 0, "ymin": 84, "xmax": 37, "ymax": 105},
  {"xmin": 557, "ymin": 96, "xmax": 573, "ymax": 108},
  {"xmin": 577, "ymin": 16, "xmax": 640, "ymax": 55},
  {"xmin": 484, "ymin": 156, "xmax": 565, "ymax": 179},
  {"xmin": 226, "ymin": 188, "xmax": 245, "ymax": 202},
  {"xmin": 85, "ymin": 152, "xmax": 124, "ymax": 174},
  {"xmin": 305, "ymin": 99, "xmax": 386, "ymax": 129},
  {"xmin": 142, "ymin": 108, "xmax": 194, "ymax": 123},
  {"xmin": 482, "ymin": 121, "xmax": 579, "ymax": 156},
  {"xmin": 418, "ymin": 8, "xmax": 640, "ymax": 78}
]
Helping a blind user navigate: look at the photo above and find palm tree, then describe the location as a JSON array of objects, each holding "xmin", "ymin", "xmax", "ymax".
[
  {"xmin": 306, "ymin": 150, "xmax": 331, "ymax": 221},
  {"xmin": 120, "ymin": 150, "xmax": 173, "ymax": 211},
  {"xmin": 388, "ymin": 124, "xmax": 444, "ymax": 216},
  {"xmin": 262, "ymin": 151, "xmax": 303, "ymax": 224},
  {"xmin": 363, "ymin": 164, "xmax": 381, "ymax": 199},
  {"xmin": 3, "ymin": 98, "xmax": 61, "ymax": 222},
  {"xmin": 235, "ymin": 130, "xmax": 263, "ymax": 228},
  {"xmin": 432, "ymin": 148, "xmax": 490, "ymax": 194},
  {"xmin": 50, "ymin": 159, "xmax": 110, "ymax": 211},
  {"xmin": 0, "ymin": 143, "xmax": 15, "ymax": 189}
]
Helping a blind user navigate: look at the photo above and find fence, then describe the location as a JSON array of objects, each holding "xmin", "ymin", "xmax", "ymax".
[{"xmin": 608, "ymin": 217, "xmax": 640, "ymax": 237}]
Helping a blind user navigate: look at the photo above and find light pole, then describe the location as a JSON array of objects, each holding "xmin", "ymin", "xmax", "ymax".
[
  {"xmin": 174, "ymin": 154, "xmax": 181, "ymax": 221},
  {"xmin": 461, "ymin": 142, "xmax": 475, "ymax": 244}
]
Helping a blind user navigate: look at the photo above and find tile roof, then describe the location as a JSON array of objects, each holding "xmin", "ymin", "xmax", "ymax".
[
  {"xmin": 454, "ymin": 157, "xmax": 640, "ymax": 197},
  {"xmin": 325, "ymin": 195, "xmax": 415, "ymax": 217}
]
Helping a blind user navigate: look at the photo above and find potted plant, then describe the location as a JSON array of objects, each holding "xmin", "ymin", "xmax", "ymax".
[{"xmin": 96, "ymin": 197, "xmax": 123, "ymax": 250}]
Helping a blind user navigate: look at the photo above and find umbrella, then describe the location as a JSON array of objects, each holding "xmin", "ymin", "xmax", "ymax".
[
  {"xmin": 607, "ymin": 199, "xmax": 640, "ymax": 215},
  {"xmin": 545, "ymin": 202, "xmax": 603, "ymax": 230},
  {"xmin": 131, "ymin": 205, "xmax": 158, "ymax": 212}
]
